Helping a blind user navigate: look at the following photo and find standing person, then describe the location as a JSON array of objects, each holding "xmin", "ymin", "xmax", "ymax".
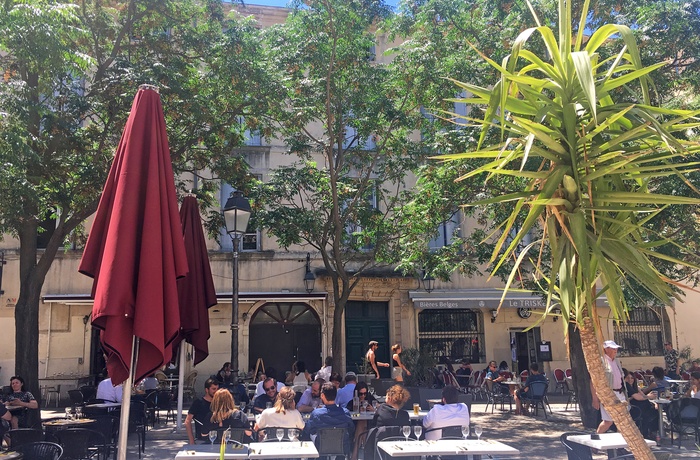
[
  {"xmin": 315, "ymin": 357, "xmax": 333, "ymax": 382},
  {"xmin": 391, "ymin": 344, "xmax": 411, "ymax": 383},
  {"xmin": 422, "ymin": 385, "xmax": 470, "ymax": 440},
  {"xmin": 303, "ymin": 383, "xmax": 355, "ymax": 454},
  {"xmin": 204, "ymin": 389, "xmax": 252, "ymax": 441},
  {"xmin": 254, "ymin": 386, "xmax": 305, "ymax": 439},
  {"xmin": 592, "ymin": 340, "xmax": 626, "ymax": 434},
  {"xmin": 185, "ymin": 378, "xmax": 219, "ymax": 444},
  {"xmin": 366, "ymin": 341, "xmax": 389, "ymax": 379},
  {"xmin": 663, "ymin": 342, "xmax": 681, "ymax": 379},
  {"xmin": 3, "ymin": 376, "xmax": 39, "ymax": 429}
]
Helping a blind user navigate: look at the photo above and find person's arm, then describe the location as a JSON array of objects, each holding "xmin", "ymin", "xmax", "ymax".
[
  {"xmin": 297, "ymin": 391, "xmax": 314, "ymax": 413},
  {"xmin": 368, "ymin": 352, "xmax": 380, "ymax": 378},
  {"xmin": 395, "ymin": 354, "xmax": 411, "ymax": 376},
  {"xmin": 185, "ymin": 413, "xmax": 196, "ymax": 444}
]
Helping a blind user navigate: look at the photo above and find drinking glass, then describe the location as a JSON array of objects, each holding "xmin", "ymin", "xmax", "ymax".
[
  {"xmin": 461, "ymin": 425, "xmax": 469, "ymax": 440},
  {"xmin": 223, "ymin": 430, "xmax": 231, "ymax": 445},
  {"xmin": 289, "ymin": 429, "xmax": 299, "ymax": 445},
  {"xmin": 474, "ymin": 426, "xmax": 483, "ymax": 441},
  {"xmin": 240, "ymin": 402, "xmax": 246, "ymax": 413},
  {"xmin": 75, "ymin": 407, "xmax": 82, "ymax": 419},
  {"xmin": 372, "ymin": 401, "xmax": 379, "ymax": 410},
  {"xmin": 402, "ymin": 425, "xmax": 411, "ymax": 442},
  {"xmin": 65, "ymin": 407, "xmax": 72, "ymax": 419},
  {"xmin": 413, "ymin": 425, "xmax": 422, "ymax": 440},
  {"xmin": 209, "ymin": 430, "xmax": 217, "ymax": 445},
  {"xmin": 276, "ymin": 428, "xmax": 285, "ymax": 442}
]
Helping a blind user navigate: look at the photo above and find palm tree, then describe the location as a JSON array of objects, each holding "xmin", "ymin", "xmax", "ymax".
[{"xmin": 439, "ymin": 0, "xmax": 700, "ymax": 457}]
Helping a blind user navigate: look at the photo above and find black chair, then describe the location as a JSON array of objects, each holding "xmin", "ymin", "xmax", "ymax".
[
  {"xmin": 424, "ymin": 424, "xmax": 463, "ymax": 439},
  {"xmin": 90, "ymin": 414, "xmax": 119, "ymax": 460},
  {"xmin": 256, "ymin": 426, "xmax": 297, "ymax": 442},
  {"xmin": 144, "ymin": 391, "xmax": 158, "ymax": 428},
  {"xmin": 363, "ymin": 426, "xmax": 403, "ymax": 460},
  {"xmin": 564, "ymin": 378, "xmax": 578, "ymax": 411},
  {"xmin": 7, "ymin": 427, "xmax": 44, "ymax": 449},
  {"xmin": 520, "ymin": 381, "xmax": 550, "ymax": 419},
  {"xmin": 484, "ymin": 380, "xmax": 512, "ymax": 413},
  {"xmin": 53, "ymin": 427, "xmax": 94, "ymax": 459},
  {"xmin": 375, "ymin": 435, "xmax": 420, "ymax": 460},
  {"xmin": 316, "ymin": 427, "xmax": 348, "ymax": 460},
  {"xmin": 667, "ymin": 398, "xmax": 700, "ymax": 447},
  {"xmin": 80, "ymin": 386, "xmax": 97, "ymax": 402},
  {"xmin": 14, "ymin": 441, "xmax": 63, "ymax": 460},
  {"xmin": 560, "ymin": 432, "xmax": 593, "ymax": 460},
  {"xmin": 68, "ymin": 389, "xmax": 85, "ymax": 407},
  {"xmin": 128, "ymin": 400, "xmax": 147, "ymax": 458},
  {"xmin": 154, "ymin": 390, "xmax": 174, "ymax": 424}
]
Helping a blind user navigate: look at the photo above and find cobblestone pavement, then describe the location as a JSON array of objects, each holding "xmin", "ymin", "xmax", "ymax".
[{"xmin": 42, "ymin": 397, "xmax": 700, "ymax": 459}]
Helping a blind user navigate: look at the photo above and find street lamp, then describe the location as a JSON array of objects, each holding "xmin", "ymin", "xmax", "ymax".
[
  {"xmin": 422, "ymin": 271, "xmax": 435, "ymax": 293},
  {"xmin": 223, "ymin": 190, "xmax": 251, "ymax": 372},
  {"xmin": 490, "ymin": 309, "xmax": 498, "ymax": 323},
  {"xmin": 303, "ymin": 253, "xmax": 316, "ymax": 294}
]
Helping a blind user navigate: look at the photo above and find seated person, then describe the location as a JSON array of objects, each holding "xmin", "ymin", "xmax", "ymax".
[
  {"xmin": 297, "ymin": 379, "xmax": 323, "ymax": 413},
  {"xmin": 514, "ymin": 362, "xmax": 547, "ymax": 415},
  {"xmin": 315, "ymin": 357, "xmax": 333, "ymax": 382},
  {"xmin": 254, "ymin": 386, "xmax": 305, "ymax": 440},
  {"xmin": 286, "ymin": 361, "xmax": 312, "ymax": 387},
  {"xmin": 373, "ymin": 385, "xmax": 410, "ymax": 427},
  {"xmin": 485, "ymin": 361, "xmax": 509, "ymax": 395},
  {"xmin": 96, "ymin": 372, "xmax": 123, "ymax": 404},
  {"xmin": 303, "ymin": 383, "xmax": 355, "ymax": 453},
  {"xmin": 346, "ymin": 381, "xmax": 376, "ymax": 412},
  {"xmin": 3, "ymin": 376, "xmax": 39, "ymax": 429},
  {"xmin": 423, "ymin": 385, "xmax": 470, "ymax": 440},
  {"xmin": 185, "ymin": 378, "xmax": 219, "ymax": 444},
  {"xmin": 685, "ymin": 371, "xmax": 700, "ymax": 399},
  {"xmin": 253, "ymin": 378, "xmax": 279, "ymax": 414},
  {"xmin": 455, "ymin": 359, "xmax": 473, "ymax": 386},
  {"xmin": 642, "ymin": 366, "xmax": 669, "ymax": 395},
  {"xmin": 623, "ymin": 368, "xmax": 658, "ymax": 439},
  {"xmin": 255, "ymin": 371, "xmax": 285, "ymax": 397},
  {"xmin": 216, "ymin": 362, "xmax": 235, "ymax": 386},
  {"xmin": 335, "ymin": 373, "xmax": 357, "ymax": 408},
  {"xmin": 203, "ymin": 389, "xmax": 252, "ymax": 442}
]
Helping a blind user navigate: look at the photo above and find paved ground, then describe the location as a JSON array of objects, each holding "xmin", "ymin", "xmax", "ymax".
[{"xmin": 41, "ymin": 395, "xmax": 700, "ymax": 459}]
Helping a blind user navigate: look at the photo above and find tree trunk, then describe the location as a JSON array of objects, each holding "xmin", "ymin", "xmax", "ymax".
[
  {"xmin": 568, "ymin": 322, "xmax": 598, "ymax": 428},
  {"xmin": 580, "ymin": 318, "xmax": 654, "ymax": 460},
  {"xmin": 331, "ymin": 297, "xmax": 345, "ymax": 376}
]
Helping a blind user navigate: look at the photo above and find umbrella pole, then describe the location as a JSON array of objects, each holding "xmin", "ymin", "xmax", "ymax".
[
  {"xmin": 175, "ymin": 340, "xmax": 186, "ymax": 431},
  {"xmin": 117, "ymin": 336, "xmax": 139, "ymax": 460}
]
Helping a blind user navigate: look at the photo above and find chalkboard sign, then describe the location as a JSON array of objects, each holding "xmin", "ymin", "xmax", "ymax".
[{"xmin": 538, "ymin": 341, "xmax": 552, "ymax": 362}]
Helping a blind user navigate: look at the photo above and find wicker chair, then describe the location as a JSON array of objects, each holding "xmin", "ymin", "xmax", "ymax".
[{"xmin": 14, "ymin": 441, "xmax": 63, "ymax": 460}]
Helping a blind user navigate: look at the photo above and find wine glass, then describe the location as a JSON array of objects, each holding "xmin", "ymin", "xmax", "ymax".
[
  {"xmin": 276, "ymin": 428, "xmax": 285, "ymax": 442},
  {"xmin": 209, "ymin": 430, "xmax": 217, "ymax": 445},
  {"xmin": 474, "ymin": 426, "xmax": 483, "ymax": 441},
  {"xmin": 461, "ymin": 425, "xmax": 469, "ymax": 440},
  {"xmin": 223, "ymin": 430, "xmax": 231, "ymax": 445},
  {"xmin": 240, "ymin": 401, "xmax": 246, "ymax": 413},
  {"xmin": 65, "ymin": 407, "xmax": 72, "ymax": 419},
  {"xmin": 402, "ymin": 425, "xmax": 411, "ymax": 442},
  {"xmin": 75, "ymin": 407, "xmax": 82, "ymax": 419},
  {"xmin": 413, "ymin": 425, "xmax": 422, "ymax": 440},
  {"xmin": 289, "ymin": 428, "xmax": 299, "ymax": 445}
]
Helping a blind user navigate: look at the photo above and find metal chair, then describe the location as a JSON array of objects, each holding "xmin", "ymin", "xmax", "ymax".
[
  {"xmin": 154, "ymin": 390, "xmax": 174, "ymax": 424},
  {"xmin": 317, "ymin": 427, "xmax": 348, "ymax": 460},
  {"xmin": 68, "ymin": 389, "xmax": 85, "ymax": 407},
  {"xmin": 520, "ymin": 381, "xmax": 550, "ymax": 419},
  {"xmin": 256, "ymin": 426, "xmax": 295, "ymax": 442},
  {"xmin": 7, "ymin": 427, "xmax": 44, "ymax": 449},
  {"xmin": 90, "ymin": 414, "xmax": 119, "ymax": 460},
  {"xmin": 182, "ymin": 370, "xmax": 198, "ymax": 401},
  {"xmin": 129, "ymin": 400, "xmax": 147, "ymax": 458},
  {"xmin": 564, "ymin": 378, "xmax": 578, "ymax": 411},
  {"xmin": 667, "ymin": 398, "xmax": 700, "ymax": 447},
  {"xmin": 565, "ymin": 368, "xmax": 572, "ymax": 379},
  {"xmin": 560, "ymin": 432, "xmax": 593, "ymax": 460},
  {"xmin": 424, "ymin": 424, "xmax": 463, "ymax": 439},
  {"xmin": 362, "ymin": 426, "xmax": 402, "ymax": 460},
  {"xmin": 519, "ymin": 370, "xmax": 528, "ymax": 383},
  {"xmin": 553, "ymin": 368, "xmax": 567, "ymax": 394},
  {"xmin": 54, "ymin": 427, "xmax": 104, "ymax": 460},
  {"xmin": 42, "ymin": 384, "xmax": 61, "ymax": 408},
  {"xmin": 14, "ymin": 441, "xmax": 64, "ymax": 460},
  {"xmin": 484, "ymin": 379, "xmax": 512, "ymax": 413}
]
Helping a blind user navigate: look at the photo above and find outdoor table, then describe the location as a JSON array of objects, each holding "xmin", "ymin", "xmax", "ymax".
[
  {"xmin": 667, "ymin": 379, "xmax": 691, "ymax": 393},
  {"xmin": 650, "ymin": 398, "xmax": 672, "ymax": 439},
  {"xmin": 348, "ymin": 410, "xmax": 428, "ymax": 421},
  {"xmin": 566, "ymin": 432, "xmax": 656, "ymax": 458},
  {"xmin": 377, "ymin": 438, "xmax": 519, "ymax": 460},
  {"xmin": 84, "ymin": 402, "xmax": 121, "ymax": 410},
  {"xmin": 43, "ymin": 417, "xmax": 97, "ymax": 433},
  {"xmin": 175, "ymin": 441, "xmax": 319, "ymax": 459}
]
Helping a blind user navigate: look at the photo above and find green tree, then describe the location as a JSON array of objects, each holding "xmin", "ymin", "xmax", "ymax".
[
  {"xmin": 253, "ymin": 0, "xmax": 426, "ymax": 374},
  {"xmin": 0, "ymin": 0, "xmax": 266, "ymax": 413},
  {"xmin": 439, "ymin": 0, "xmax": 700, "ymax": 456}
]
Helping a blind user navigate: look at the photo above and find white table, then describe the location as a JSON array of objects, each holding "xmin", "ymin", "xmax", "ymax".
[
  {"xmin": 650, "ymin": 398, "xmax": 672, "ymax": 438},
  {"xmin": 348, "ymin": 410, "xmax": 429, "ymax": 421},
  {"xmin": 175, "ymin": 442, "xmax": 318, "ymax": 459},
  {"xmin": 566, "ymin": 433, "xmax": 656, "ymax": 458},
  {"xmin": 377, "ymin": 439, "xmax": 519, "ymax": 460}
]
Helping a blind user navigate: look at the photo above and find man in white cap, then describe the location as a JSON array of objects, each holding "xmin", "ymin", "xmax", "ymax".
[{"xmin": 592, "ymin": 340, "xmax": 625, "ymax": 433}]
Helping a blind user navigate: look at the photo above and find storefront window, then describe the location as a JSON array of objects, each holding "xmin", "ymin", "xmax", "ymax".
[
  {"xmin": 616, "ymin": 306, "xmax": 670, "ymax": 357},
  {"xmin": 418, "ymin": 309, "xmax": 485, "ymax": 364}
]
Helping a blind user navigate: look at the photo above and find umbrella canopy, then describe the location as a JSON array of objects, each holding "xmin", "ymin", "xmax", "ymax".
[
  {"xmin": 174, "ymin": 195, "xmax": 217, "ymax": 365},
  {"xmin": 79, "ymin": 85, "xmax": 188, "ymax": 385}
]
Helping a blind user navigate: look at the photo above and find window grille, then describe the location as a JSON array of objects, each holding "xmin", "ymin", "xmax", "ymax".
[
  {"xmin": 418, "ymin": 309, "xmax": 485, "ymax": 364},
  {"xmin": 616, "ymin": 306, "xmax": 670, "ymax": 357}
]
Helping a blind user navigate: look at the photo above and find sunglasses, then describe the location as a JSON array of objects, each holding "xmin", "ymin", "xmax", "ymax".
[
  {"xmin": 265, "ymin": 387, "xmax": 276, "ymax": 392},
  {"xmin": 359, "ymin": 392, "xmax": 368, "ymax": 396}
]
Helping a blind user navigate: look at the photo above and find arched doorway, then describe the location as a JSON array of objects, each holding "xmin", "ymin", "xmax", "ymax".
[{"xmin": 249, "ymin": 302, "xmax": 321, "ymax": 380}]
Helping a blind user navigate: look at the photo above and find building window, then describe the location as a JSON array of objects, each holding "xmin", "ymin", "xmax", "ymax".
[
  {"xmin": 418, "ymin": 309, "xmax": 485, "ymax": 364},
  {"xmin": 428, "ymin": 213, "xmax": 460, "ymax": 250},
  {"xmin": 220, "ymin": 181, "xmax": 259, "ymax": 251},
  {"xmin": 616, "ymin": 306, "xmax": 671, "ymax": 357}
]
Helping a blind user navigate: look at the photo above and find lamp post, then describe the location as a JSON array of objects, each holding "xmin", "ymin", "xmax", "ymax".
[
  {"xmin": 223, "ymin": 191, "xmax": 251, "ymax": 371},
  {"xmin": 304, "ymin": 253, "xmax": 316, "ymax": 294}
]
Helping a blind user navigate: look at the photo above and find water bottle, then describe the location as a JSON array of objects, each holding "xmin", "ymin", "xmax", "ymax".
[{"xmin": 352, "ymin": 389, "xmax": 360, "ymax": 414}]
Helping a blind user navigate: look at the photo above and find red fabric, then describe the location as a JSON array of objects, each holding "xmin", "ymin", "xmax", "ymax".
[
  {"xmin": 79, "ymin": 88, "xmax": 188, "ymax": 385},
  {"xmin": 173, "ymin": 195, "xmax": 217, "ymax": 366}
]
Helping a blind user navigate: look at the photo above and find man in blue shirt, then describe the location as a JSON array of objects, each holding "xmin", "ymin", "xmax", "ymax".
[
  {"xmin": 303, "ymin": 383, "xmax": 355, "ymax": 454},
  {"xmin": 514, "ymin": 362, "xmax": 547, "ymax": 415},
  {"xmin": 335, "ymin": 373, "xmax": 357, "ymax": 408}
]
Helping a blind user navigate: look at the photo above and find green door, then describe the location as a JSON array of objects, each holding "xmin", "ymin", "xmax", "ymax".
[{"xmin": 345, "ymin": 301, "xmax": 390, "ymax": 377}]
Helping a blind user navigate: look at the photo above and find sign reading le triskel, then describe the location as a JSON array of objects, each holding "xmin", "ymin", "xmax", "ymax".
[{"xmin": 413, "ymin": 296, "xmax": 547, "ymax": 310}]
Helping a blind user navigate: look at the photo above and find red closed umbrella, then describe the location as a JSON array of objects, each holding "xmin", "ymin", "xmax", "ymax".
[
  {"xmin": 79, "ymin": 85, "xmax": 188, "ymax": 386},
  {"xmin": 175, "ymin": 195, "xmax": 217, "ymax": 365}
]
